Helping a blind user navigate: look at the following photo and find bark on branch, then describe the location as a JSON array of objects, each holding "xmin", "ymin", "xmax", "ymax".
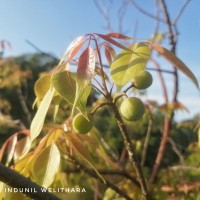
[{"xmin": 0, "ymin": 163, "xmax": 60, "ymax": 200}]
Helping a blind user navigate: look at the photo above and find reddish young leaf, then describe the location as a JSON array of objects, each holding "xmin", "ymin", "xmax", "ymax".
[
  {"xmin": 96, "ymin": 33, "xmax": 132, "ymax": 52},
  {"xmin": 0, "ymin": 130, "xmax": 29, "ymax": 162},
  {"xmin": 14, "ymin": 136, "xmax": 31, "ymax": 162},
  {"xmin": 68, "ymin": 40, "xmax": 85, "ymax": 62},
  {"xmin": 66, "ymin": 133, "xmax": 92, "ymax": 162},
  {"xmin": 66, "ymin": 133, "xmax": 105, "ymax": 183},
  {"xmin": 6, "ymin": 135, "xmax": 17, "ymax": 165},
  {"xmin": 59, "ymin": 35, "xmax": 84, "ymax": 64},
  {"xmin": 104, "ymin": 43, "xmax": 116, "ymax": 58},
  {"xmin": 150, "ymin": 43, "xmax": 199, "ymax": 89},
  {"xmin": 104, "ymin": 48, "xmax": 112, "ymax": 65},
  {"xmin": 0, "ymin": 141, "xmax": 7, "ymax": 161},
  {"xmin": 106, "ymin": 32, "xmax": 134, "ymax": 40},
  {"xmin": 77, "ymin": 46, "xmax": 95, "ymax": 80},
  {"xmin": 0, "ymin": 40, "xmax": 12, "ymax": 50}
]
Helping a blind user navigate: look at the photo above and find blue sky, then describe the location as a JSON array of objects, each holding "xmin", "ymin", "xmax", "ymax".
[{"xmin": 0, "ymin": 0, "xmax": 200, "ymax": 121}]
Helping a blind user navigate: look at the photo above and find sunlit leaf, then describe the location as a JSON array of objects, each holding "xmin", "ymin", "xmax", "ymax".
[
  {"xmin": 52, "ymin": 71, "xmax": 76, "ymax": 104},
  {"xmin": 59, "ymin": 35, "xmax": 84, "ymax": 64},
  {"xmin": 0, "ymin": 130, "xmax": 29, "ymax": 162},
  {"xmin": 14, "ymin": 153, "xmax": 34, "ymax": 177},
  {"xmin": 150, "ymin": 44, "xmax": 199, "ymax": 89},
  {"xmin": 6, "ymin": 135, "xmax": 17, "ymax": 166},
  {"xmin": 52, "ymin": 70, "xmax": 91, "ymax": 117},
  {"xmin": 34, "ymin": 74, "xmax": 51, "ymax": 101},
  {"xmin": 77, "ymin": 46, "xmax": 95, "ymax": 80},
  {"xmin": 46, "ymin": 129, "xmax": 63, "ymax": 147},
  {"xmin": 111, "ymin": 43, "xmax": 150, "ymax": 87},
  {"xmin": 32, "ymin": 143, "xmax": 60, "ymax": 188},
  {"xmin": 30, "ymin": 88, "xmax": 54, "ymax": 141},
  {"xmin": 68, "ymin": 40, "xmax": 85, "ymax": 62},
  {"xmin": 14, "ymin": 136, "xmax": 31, "ymax": 162},
  {"xmin": 72, "ymin": 46, "xmax": 95, "ymax": 116}
]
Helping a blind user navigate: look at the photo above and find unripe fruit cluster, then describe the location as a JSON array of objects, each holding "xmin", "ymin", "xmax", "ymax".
[
  {"xmin": 132, "ymin": 70, "xmax": 153, "ymax": 90},
  {"xmin": 120, "ymin": 97, "xmax": 145, "ymax": 121},
  {"xmin": 72, "ymin": 113, "xmax": 93, "ymax": 134}
]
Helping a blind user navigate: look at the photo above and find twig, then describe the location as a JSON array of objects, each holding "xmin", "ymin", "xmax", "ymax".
[
  {"xmin": 69, "ymin": 156, "xmax": 134, "ymax": 200},
  {"xmin": 118, "ymin": 0, "xmax": 129, "ymax": 33},
  {"xmin": 150, "ymin": 0, "xmax": 180, "ymax": 183},
  {"xmin": 141, "ymin": 118, "xmax": 153, "ymax": 167},
  {"xmin": 16, "ymin": 87, "xmax": 31, "ymax": 126},
  {"xmin": 160, "ymin": 0, "xmax": 176, "ymax": 53},
  {"xmin": 0, "ymin": 162, "xmax": 60, "ymax": 200},
  {"xmin": 93, "ymin": 0, "xmax": 114, "ymax": 32},
  {"xmin": 65, "ymin": 168, "xmax": 140, "ymax": 188},
  {"xmin": 168, "ymin": 137, "xmax": 185, "ymax": 165},
  {"xmin": 90, "ymin": 102, "xmax": 110, "ymax": 115},
  {"xmin": 173, "ymin": 0, "xmax": 191, "ymax": 26},
  {"xmin": 150, "ymin": 116, "xmax": 171, "ymax": 183},
  {"xmin": 150, "ymin": 59, "xmax": 169, "ymax": 102},
  {"xmin": 128, "ymin": 0, "xmax": 165, "ymax": 23},
  {"xmin": 25, "ymin": 39, "xmax": 59, "ymax": 63},
  {"xmin": 110, "ymin": 102, "xmax": 150, "ymax": 199}
]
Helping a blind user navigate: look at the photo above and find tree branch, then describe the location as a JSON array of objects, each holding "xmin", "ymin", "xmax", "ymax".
[
  {"xmin": 0, "ymin": 162, "xmax": 60, "ymax": 200},
  {"xmin": 173, "ymin": 0, "xmax": 191, "ymax": 26},
  {"xmin": 65, "ymin": 168, "xmax": 140, "ymax": 188},
  {"xmin": 110, "ymin": 102, "xmax": 150, "ymax": 199},
  {"xmin": 128, "ymin": 0, "xmax": 165, "ymax": 23},
  {"xmin": 150, "ymin": 0, "xmax": 180, "ymax": 183},
  {"xmin": 69, "ymin": 157, "xmax": 134, "ymax": 200}
]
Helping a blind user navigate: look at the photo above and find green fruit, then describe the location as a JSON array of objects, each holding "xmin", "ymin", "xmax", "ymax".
[
  {"xmin": 132, "ymin": 71, "xmax": 153, "ymax": 89},
  {"xmin": 120, "ymin": 97, "xmax": 145, "ymax": 121},
  {"xmin": 72, "ymin": 113, "xmax": 93, "ymax": 134}
]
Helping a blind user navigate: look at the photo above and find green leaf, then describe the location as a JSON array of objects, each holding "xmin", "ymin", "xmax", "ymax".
[
  {"xmin": 52, "ymin": 71, "xmax": 78, "ymax": 114},
  {"xmin": 51, "ymin": 71, "xmax": 76, "ymax": 104},
  {"xmin": 150, "ymin": 44, "xmax": 199, "ymax": 89},
  {"xmin": 52, "ymin": 71, "xmax": 91, "ymax": 117},
  {"xmin": 74, "ymin": 81, "xmax": 91, "ymax": 117},
  {"xmin": 71, "ymin": 46, "xmax": 95, "ymax": 116},
  {"xmin": 32, "ymin": 143, "xmax": 60, "ymax": 188},
  {"xmin": 110, "ymin": 43, "xmax": 150, "ymax": 87},
  {"xmin": 30, "ymin": 88, "xmax": 54, "ymax": 141},
  {"xmin": 34, "ymin": 74, "xmax": 51, "ymax": 101},
  {"xmin": 14, "ymin": 153, "xmax": 34, "ymax": 177}
]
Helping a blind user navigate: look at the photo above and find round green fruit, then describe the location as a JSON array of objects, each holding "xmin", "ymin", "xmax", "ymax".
[
  {"xmin": 132, "ymin": 71, "xmax": 153, "ymax": 89},
  {"xmin": 72, "ymin": 113, "xmax": 93, "ymax": 134},
  {"xmin": 120, "ymin": 97, "xmax": 145, "ymax": 121}
]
